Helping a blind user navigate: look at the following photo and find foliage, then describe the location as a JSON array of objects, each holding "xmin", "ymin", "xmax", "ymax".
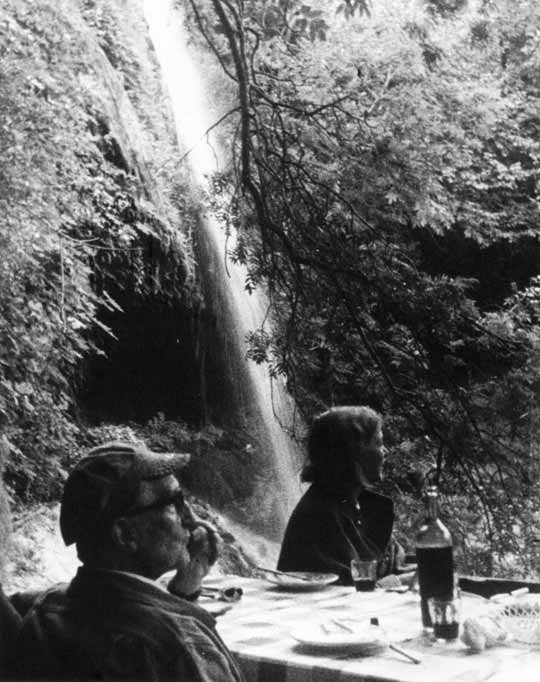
[
  {"xmin": 0, "ymin": 0, "xmax": 196, "ymax": 501},
  {"xmin": 0, "ymin": 0, "xmax": 100, "ymax": 500},
  {"xmin": 188, "ymin": 0, "xmax": 540, "ymax": 573}
]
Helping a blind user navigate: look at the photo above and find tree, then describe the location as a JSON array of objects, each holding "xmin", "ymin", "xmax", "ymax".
[{"xmin": 187, "ymin": 0, "xmax": 540, "ymax": 573}]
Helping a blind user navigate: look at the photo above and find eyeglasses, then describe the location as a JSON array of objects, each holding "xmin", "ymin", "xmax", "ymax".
[{"xmin": 124, "ymin": 489, "xmax": 185, "ymax": 518}]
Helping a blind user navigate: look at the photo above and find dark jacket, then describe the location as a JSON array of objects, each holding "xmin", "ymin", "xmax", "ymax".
[
  {"xmin": 278, "ymin": 484, "xmax": 401, "ymax": 584},
  {"xmin": 10, "ymin": 568, "xmax": 244, "ymax": 682},
  {"xmin": 0, "ymin": 584, "xmax": 22, "ymax": 678}
]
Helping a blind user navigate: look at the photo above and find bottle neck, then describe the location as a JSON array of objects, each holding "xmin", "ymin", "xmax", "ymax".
[
  {"xmin": 425, "ymin": 487, "xmax": 439, "ymax": 520},
  {"xmin": 416, "ymin": 485, "xmax": 452, "ymax": 547}
]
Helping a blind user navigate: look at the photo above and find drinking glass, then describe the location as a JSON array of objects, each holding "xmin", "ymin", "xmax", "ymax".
[
  {"xmin": 428, "ymin": 597, "xmax": 461, "ymax": 640},
  {"xmin": 350, "ymin": 558, "xmax": 378, "ymax": 592}
]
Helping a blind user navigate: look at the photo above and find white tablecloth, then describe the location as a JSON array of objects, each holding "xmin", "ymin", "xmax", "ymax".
[{"xmin": 203, "ymin": 576, "xmax": 540, "ymax": 682}]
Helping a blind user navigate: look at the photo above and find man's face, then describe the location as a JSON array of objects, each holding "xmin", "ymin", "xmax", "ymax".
[{"xmin": 126, "ymin": 474, "xmax": 196, "ymax": 579}]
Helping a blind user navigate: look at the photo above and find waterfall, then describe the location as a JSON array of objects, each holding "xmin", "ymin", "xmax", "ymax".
[{"xmin": 143, "ymin": 0, "xmax": 303, "ymax": 537}]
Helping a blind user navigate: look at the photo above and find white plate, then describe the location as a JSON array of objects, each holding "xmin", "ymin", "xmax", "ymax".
[
  {"xmin": 291, "ymin": 619, "xmax": 388, "ymax": 654},
  {"xmin": 263, "ymin": 571, "xmax": 339, "ymax": 591}
]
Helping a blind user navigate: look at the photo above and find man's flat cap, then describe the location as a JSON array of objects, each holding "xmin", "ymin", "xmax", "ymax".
[{"xmin": 60, "ymin": 441, "xmax": 190, "ymax": 546}]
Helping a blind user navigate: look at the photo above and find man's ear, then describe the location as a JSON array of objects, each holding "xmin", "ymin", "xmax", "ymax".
[{"xmin": 111, "ymin": 517, "xmax": 139, "ymax": 553}]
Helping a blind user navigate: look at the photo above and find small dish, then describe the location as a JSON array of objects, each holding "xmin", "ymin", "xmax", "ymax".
[
  {"xmin": 495, "ymin": 597, "xmax": 540, "ymax": 645},
  {"xmin": 261, "ymin": 571, "xmax": 339, "ymax": 591},
  {"xmin": 291, "ymin": 618, "xmax": 387, "ymax": 654}
]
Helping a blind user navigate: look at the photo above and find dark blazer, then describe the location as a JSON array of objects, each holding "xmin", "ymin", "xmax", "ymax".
[
  {"xmin": 278, "ymin": 484, "xmax": 400, "ymax": 584},
  {"xmin": 10, "ymin": 568, "xmax": 244, "ymax": 682},
  {"xmin": 0, "ymin": 584, "xmax": 22, "ymax": 677}
]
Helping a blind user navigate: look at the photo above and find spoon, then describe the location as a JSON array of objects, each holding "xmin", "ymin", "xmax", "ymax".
[
  {"xmin": 200, "ymin": 586, "xmax": 243, "ymax": 602},
  {"xmin": 370, "ymin": 618, "xmax": 422, "ymax": 664}
]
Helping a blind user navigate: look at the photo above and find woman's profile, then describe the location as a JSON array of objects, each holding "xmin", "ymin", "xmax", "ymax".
[{"xmin": 277, "ymin": 405, "xmax": 403, "ymax": 584}]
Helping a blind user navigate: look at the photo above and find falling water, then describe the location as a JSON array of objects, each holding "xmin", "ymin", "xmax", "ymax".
[{"xmin": 143, "ymin": 0, "xmax": 303, "ymax": 536}]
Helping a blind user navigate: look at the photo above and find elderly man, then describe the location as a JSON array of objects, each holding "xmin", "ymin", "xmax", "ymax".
[{"xmin": 11, "ymin": 442, "xmax": 244, "ymax": 682}]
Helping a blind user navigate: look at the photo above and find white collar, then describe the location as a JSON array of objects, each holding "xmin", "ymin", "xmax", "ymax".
[{"xmin": 102, "ymin": 569, "xmax": 169, "ymax": 592}]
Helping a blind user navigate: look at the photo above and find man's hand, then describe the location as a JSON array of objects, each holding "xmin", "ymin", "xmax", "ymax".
[
  {"xmin": 188, "ymin": 522, "xmax": 219, "ymax": 567},
  {"xmin": 168, "ymin": 517, "xmax": 220, "ymax": 599}
]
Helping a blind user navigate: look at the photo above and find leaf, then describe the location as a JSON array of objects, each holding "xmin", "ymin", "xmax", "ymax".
[
  {"xmin": 15, "ymin": 382, "xmax": 33, "ymax": 396},
  {"xmin": 294, "ymin": 17, "xmax": 307, "ymax": 34},
  {"xmin": 385, "ymin": 190, "xmax": 399, "ymax": 205}
]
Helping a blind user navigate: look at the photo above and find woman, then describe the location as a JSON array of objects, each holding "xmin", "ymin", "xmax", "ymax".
[{"xmin": 277, "ymin": 405, "xmax": 403, "ymax": 585}]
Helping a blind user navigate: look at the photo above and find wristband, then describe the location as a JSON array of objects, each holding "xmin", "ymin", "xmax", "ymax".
[{"xmin": 169, "ymin": 586, "xmax": 201, "ymax": 601}]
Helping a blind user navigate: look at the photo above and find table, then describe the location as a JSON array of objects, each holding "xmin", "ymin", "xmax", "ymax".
[{"xmin": 203, "ymin": 576, "xmax": 540, "ymax": 682}]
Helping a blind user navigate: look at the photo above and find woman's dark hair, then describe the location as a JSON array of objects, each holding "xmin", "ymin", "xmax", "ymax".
[{"xmin": 302, "ymin": 405, "xmax": 382, "ymax": 491}]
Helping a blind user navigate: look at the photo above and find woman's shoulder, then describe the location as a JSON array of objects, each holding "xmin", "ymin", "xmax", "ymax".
[{"xmin": 289, "ymin": 485, "xmax": 341, "ymax": 521}]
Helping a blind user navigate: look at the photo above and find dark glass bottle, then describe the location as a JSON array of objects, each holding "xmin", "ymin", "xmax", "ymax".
[{"xmin": 415, "ymin": 485, "xmax": 454, "ymax": 628}]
